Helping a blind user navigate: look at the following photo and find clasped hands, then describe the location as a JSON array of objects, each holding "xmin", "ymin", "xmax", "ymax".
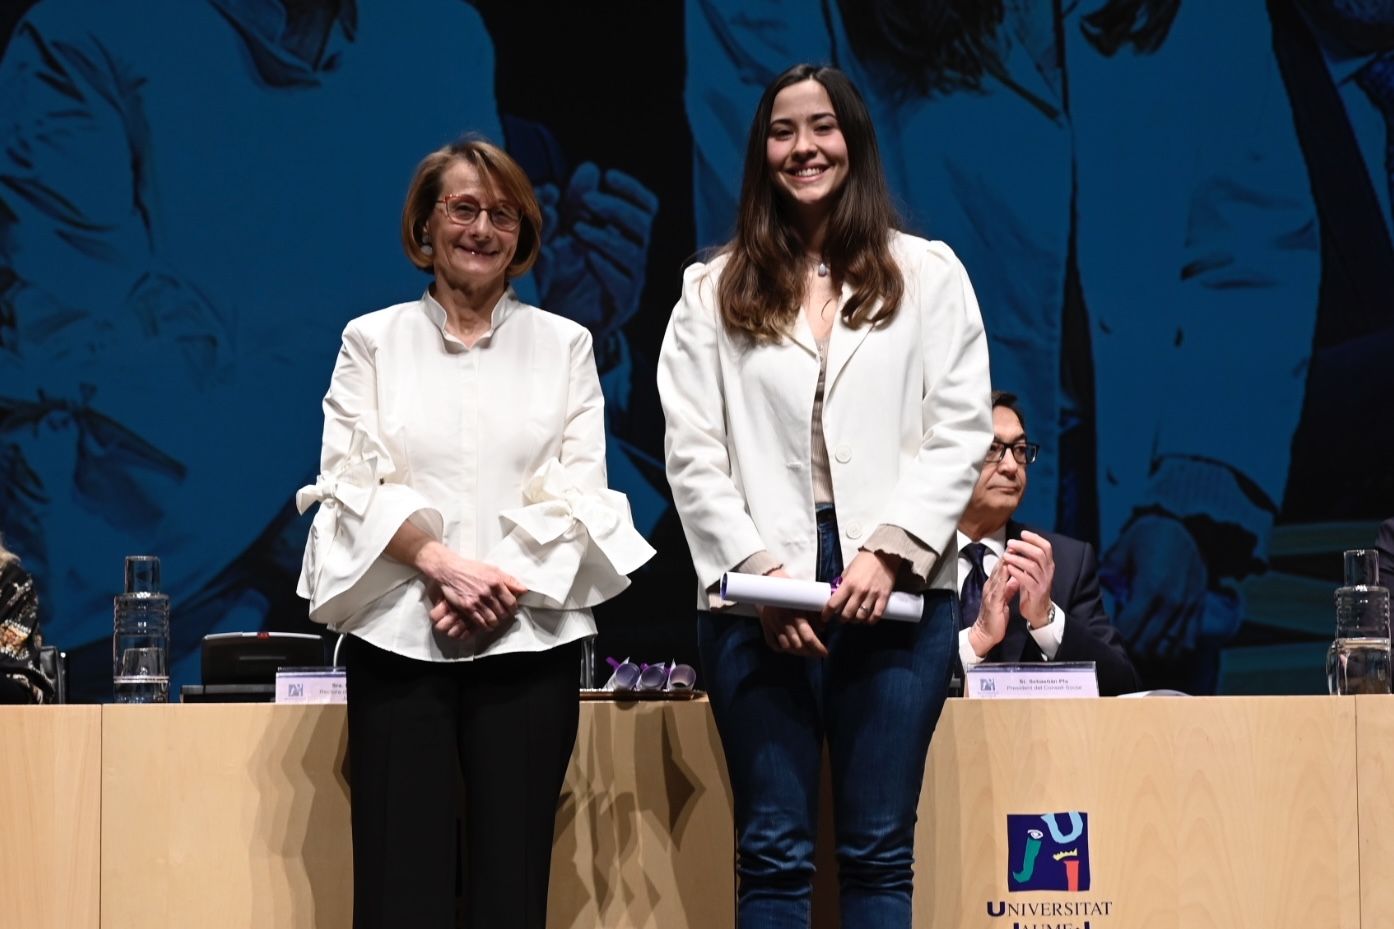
[
  {"xmin": 758, "ymin": 550, "xmax": 900, "ymax": 658},
  {"xmin": 416, "ymin": 541, "xmax": 527, "ymax": 639},
  {"xmin": 967, "ymin": 530, "xmax": 1055, "ymax": 658}
]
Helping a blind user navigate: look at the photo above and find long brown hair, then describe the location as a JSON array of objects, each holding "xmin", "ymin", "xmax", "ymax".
[{"xmin": 718, "ymin": 64, "xmax": 903, "ymax": 343}]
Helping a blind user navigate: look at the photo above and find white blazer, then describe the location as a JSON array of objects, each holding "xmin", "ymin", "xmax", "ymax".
[{"xmin": 658, "ymin": 232, "xmax": 993, "ymax": 609}]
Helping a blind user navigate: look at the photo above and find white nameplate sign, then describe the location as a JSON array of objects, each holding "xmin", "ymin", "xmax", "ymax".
[
  {"xmin": 964, "ymin": 662, "xmax": 1100, "ymax": 699},
  {"xmin": 275, "ymin": 667, "xmax": 347, "ymax": 704}
]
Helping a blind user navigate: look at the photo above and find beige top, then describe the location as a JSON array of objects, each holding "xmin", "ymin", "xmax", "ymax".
[{"xmin": 811, "ymin": 335, "xmax": 833, "ymax": 504}]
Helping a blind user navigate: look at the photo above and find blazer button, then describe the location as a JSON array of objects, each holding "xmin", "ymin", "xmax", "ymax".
[
  {"xmin": 845, "ymin": 522, "xmax": 863, "ymax": 540},
  {"xmin": 834, "ymin": 445, "xmax": 852, "ymax": 463}
]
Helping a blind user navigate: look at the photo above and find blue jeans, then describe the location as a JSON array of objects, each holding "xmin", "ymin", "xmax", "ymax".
[{"xmin": 698, "ymin": 506, "xmax": 956, "ymax": 929}]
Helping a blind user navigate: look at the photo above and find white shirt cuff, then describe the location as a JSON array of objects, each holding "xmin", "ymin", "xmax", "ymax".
[
  {"xmin": 958, "ymin": 627, "xmax": 984, "ymax": 669},
  {"xmin": 956, "ymin": 598, "xmax": 1065, "ymax": 667},
  {"xmin": 1028, "ymin": 599, "xmax": 1065, "ymax": 660}
]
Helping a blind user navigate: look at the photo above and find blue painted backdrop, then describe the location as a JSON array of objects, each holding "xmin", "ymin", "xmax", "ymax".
[{"xmin": 1, "ymin": 0, "xmax": 1388, "ymax": 699}]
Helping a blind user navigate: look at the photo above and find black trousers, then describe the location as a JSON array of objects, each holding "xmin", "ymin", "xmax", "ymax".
[{"xmin": 343, "ymin": 634, "xmax": 583, "ymax": 929}]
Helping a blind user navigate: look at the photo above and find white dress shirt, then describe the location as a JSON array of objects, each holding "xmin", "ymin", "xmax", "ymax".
[
  {"xmin": 296, "ymin": 289, "xmax": 654, "ymax": 661},
  {"xmin": 956, "ymin": 527, "xmax": 1064, "ymax": 669}
]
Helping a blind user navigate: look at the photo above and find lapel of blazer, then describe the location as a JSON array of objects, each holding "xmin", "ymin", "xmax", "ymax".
[
  {"xmin": 986, "ymin": 9, "xmax": 1067, "ymax": 123},
  {"xmin": 1269, "ymin": 0, "xmax": 1394, "ymax": 344},
  {"xmin": 823, "ymin": 280, "xmax": 874, "ymax": 396},
  {"xmin": 788, "ymin": 304, "xmax": 820, "ymax": 358}
]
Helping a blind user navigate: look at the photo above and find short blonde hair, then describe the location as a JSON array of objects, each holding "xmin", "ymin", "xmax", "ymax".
[{"xmin": 401, "ymin": 136, "xmax": 543, "ymax": 280}]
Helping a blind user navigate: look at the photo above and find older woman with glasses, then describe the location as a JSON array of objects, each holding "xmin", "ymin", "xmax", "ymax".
[{"xmin": 295, "ymin": 136, "xmax": 653, "ymax": 929}]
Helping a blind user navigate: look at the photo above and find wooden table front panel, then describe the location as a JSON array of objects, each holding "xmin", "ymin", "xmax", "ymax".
[
  {"xmin": 98, "ymin": 699, "xmax": 731, "ymax": 929},
  {"xmin": 911, "ymin": 697, "xmax": 1360, "ymax": 929},
  {"xmin": 0, "ymin": 706, "xmax": 101, "ymax": 929}
]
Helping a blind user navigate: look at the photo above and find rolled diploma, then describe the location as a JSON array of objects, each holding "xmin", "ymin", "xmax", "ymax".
[{"xmin": 719, "ymin": 572, "xmax": 923, "ymax": 623}]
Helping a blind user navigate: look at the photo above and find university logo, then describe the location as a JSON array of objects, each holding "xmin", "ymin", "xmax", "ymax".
[{"xmin": 1006, "ymin": 811, "xmax": 1090, "ymax": 892}]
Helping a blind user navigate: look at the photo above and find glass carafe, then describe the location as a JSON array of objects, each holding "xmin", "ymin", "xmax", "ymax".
[
  {"xmin": 1327, "ymin": 549, "xmax": 1391, "ymax": 695},
  {"xmin": 113, "ymin": 555, "xmax": 170, "ymax": 703}
]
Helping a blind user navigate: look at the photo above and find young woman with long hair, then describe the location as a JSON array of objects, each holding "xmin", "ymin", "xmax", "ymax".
[{"xmin": 659, "ymin": 63, "xmax": 992, "ymax": 927}]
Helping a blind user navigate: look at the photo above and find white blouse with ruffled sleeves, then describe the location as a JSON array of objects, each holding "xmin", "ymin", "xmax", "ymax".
[{"xmin": 296, "ymin": 289, "xmax": 654, "ymax": 662}]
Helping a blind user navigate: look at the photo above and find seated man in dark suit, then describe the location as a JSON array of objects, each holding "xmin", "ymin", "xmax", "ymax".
[{"xmin": 958, "ymin": 392, "xmax": 1141, "ymax": 696}]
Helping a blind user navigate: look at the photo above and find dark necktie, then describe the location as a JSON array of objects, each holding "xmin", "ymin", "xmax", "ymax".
[
  {"xmin": 959, "ymin": 542, "xmax": 990, "ymax": 630},
  {"xmin": 1357, "ymin": 51, "xmax": 1394, "ymax": 229}
]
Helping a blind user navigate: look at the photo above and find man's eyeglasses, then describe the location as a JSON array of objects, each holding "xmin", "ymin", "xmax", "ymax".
[
  {"xmin": 985, "ymin": 441, "xmax": 1039, "ymax": 464},
  {"xmin": 437, "ymin": 195, "xmax": 522, "ymax": 231}
]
